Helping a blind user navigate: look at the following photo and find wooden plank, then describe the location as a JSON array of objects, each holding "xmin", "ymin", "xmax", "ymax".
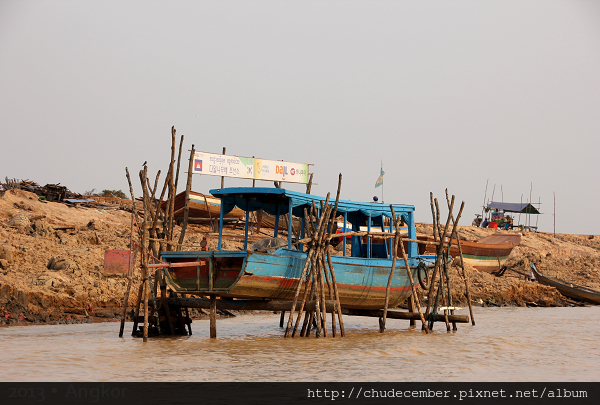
[
  {"xmin": 153, "ymin": 297, "xmax": 338, "ymax": 312},
  {"xmin": 342, "ymin": 308, "xmax": 469, "ymax": 323}
]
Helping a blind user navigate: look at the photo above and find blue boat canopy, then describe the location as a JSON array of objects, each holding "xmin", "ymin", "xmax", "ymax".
[
  {"xmin": 486, "ymin": 202, "xmax": 540, "ymax": 214},
  {"xmin": 210, "ymin": 187, "xmax": 414, "ymax": 219}
]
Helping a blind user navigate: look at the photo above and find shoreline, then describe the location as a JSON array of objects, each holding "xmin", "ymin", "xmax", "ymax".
[{"xmin": 1, "ymin": 188, "xmax": 599, "ymax": 328}]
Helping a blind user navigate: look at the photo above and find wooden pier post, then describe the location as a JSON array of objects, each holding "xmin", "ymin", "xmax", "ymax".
[
  {"xmin": 408, "ymin": 294, "xmax": 416, "ymax": 328},
  {"xmin": 209, "ymin": 295, "xmax": 217, "ymax": 338}
]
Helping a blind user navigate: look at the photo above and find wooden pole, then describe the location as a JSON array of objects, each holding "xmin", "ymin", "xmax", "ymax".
[
  {"xmin": 444, "ymin": 190, "xmax": 461, "ymax": 330},
  {"xmin": 326, "ymin": 251, "xmax": 345, "ymax": 337},
  {"xmin": 392, "ymin": 206, "xmax": 429, "ymax": 333},
  {"xmin": 312, "ymin": 201, "xmax": 332, "ymax": 337},
  {"xmin": 424, "ymin": 196, "xmax": 453, "ymax": 328},
  {"xmin": 300, "ymin": 201, "xmax": 331, "ymax": 337},
  {"xmin": 424, "ymin": 193, "xmax": 441, "ymax": 324},
  {"xmin": 536, "ymin": 196, "xmax": 540, "ymax": 229},
  {"xmin": 380, "ymin": 213, "xmax": 400, "ymax": 333},
  {"xmin": 323, "ymin": 173, "xmax": 343, "ymax": 336},
  {"xmin": 321, "ymin": 254, "xmax": 335, "ymax": 337},
  {"xmin": 306, "ymin": 173, "xmax": 313, "ymax": 194},
  {"xmin": 554, "ymin": 191, "xmax": 556, "ymax": 238},
  {"xmin": 252, "ymin": 156, "xmax": 256, "ymax": 187},
  {"xmin": 326, "ymin": 232, "xmax": 453, "ymax": 246},
  {"xmin": 154, "ymin": 171, "xmax": 172, "ymax": 254},
  {"xmin": 147, "ymin": 170, "xmax": 163, "ymax": 257},
  {"xmin": 147, "ymin": 274, "xmax": 162, "ymax": 335},
  {"xmin": 435, "ymin": 196, "xmax": 453, "ymax": 331},
  {"xmin": 529, "ymin": 182, "xmax": 533, "ymax": 227},
  {"xmin": 285, "ymin": 239, "xmax": 317, "ymax": 336},
  {"xmin": 444, "ymin": 192, "xmax": 475, "ymax": 326},
  {"xmin": 120, "ymin": 167, "xmax": 139, "ymax": 337},
  {"xmin": 174, "ymin": 134, "xmax": 184, "ymax": 192},
  {"xmin": 177, "ymin": 144, "xmax": 195, "ymax": 250},
  {"xmin": 519, "ymin": 194, "xmax": 523, "ymax": 226},
  {"xmin": 294, "ymin": 207, "xmax": 319, "ymax": 337},
  {"xmin": 408, "ymin": 293, "xmax": 416, "ymax": 328},
  {"xmin": 158, "ymin": 270, "xmax": 175, "ymax": 335},
  {"xmin": 279, "ymin": 311, "xmax": 285, "ymax": 327},
  {"xmin": 131, "ymin": 282, "xmax": 144, "ymax": 336},
  {"xmin": 285, "ymin": 194, "xmax": 330, "ymax": 337},
  {"xmin": 167, "ymin": 127, "xmax": 177, "ymax": 247},
  {"xmin": 482, "ymin": 179, "xmax": 488, "ymax": 221},
  {"xmin": 209, "ymin": 294, "xmax": 217, "ymax": 338},
  {"xmin": 140, "ymin": 166, "xmax": 150, "ymax": 342},
  {"xmin": 221, "ymin": 147, "xmax": 226, "ymax": 188},
  {"xmin": 315, "ymin": 244, "xmax": 327, "ymax": 337},
  {"xmin": 437, "ymin": 268, "xmax": 450, "ymax": 331}
]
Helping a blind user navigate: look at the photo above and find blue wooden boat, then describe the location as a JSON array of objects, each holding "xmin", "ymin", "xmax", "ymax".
[{"xmin": 161, "ymin": 188, "xmax": 435, "ymax": 310}]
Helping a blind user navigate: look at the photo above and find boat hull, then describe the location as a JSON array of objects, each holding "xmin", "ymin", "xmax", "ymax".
[
  {"xmin": 424, "ymin": 235, "xmax": 518, "ymax": 272},
  {"xmin": 161, "ymin": 249, "xmax": 423, "ymax": 310},
  {"xmin": 531, "ymin": 264, "xmax": 600, "ymax": 305},
  {"xmin": 164, "ymin": 191, "xmax": 245, "ymax": 222}
]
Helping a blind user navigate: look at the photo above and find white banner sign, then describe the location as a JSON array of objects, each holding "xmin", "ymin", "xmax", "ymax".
[
  {"xmin": 192, "ymin": 152, "xmax": 255, "ymax": 179},
  {"xmin": 254, "ymin": 159, "xmax": 310, "ymax": 184},
  {"xmin": 192, "ymin": 152, "xmax": 310, "ymax": 184}
]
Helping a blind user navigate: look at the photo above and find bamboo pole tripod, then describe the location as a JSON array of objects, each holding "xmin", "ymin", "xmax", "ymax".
[{"xmin": 119, "ymin": 127, "xmax": 196, "ymax": 341}]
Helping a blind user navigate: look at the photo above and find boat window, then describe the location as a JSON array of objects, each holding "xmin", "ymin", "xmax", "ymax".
[{"xmin": 348, "ymin": 213, "xmax": 390, "ymax": 259}]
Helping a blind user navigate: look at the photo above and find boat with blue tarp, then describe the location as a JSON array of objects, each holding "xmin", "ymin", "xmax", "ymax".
[{"xmin": 161, "ymin": 187, "xmax": 436, "ymax": 310}]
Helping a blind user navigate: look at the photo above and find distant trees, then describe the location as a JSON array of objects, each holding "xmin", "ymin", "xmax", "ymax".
[{"xmin": 84, "ymin": 188, "xmax": 128, "ymax": 199}]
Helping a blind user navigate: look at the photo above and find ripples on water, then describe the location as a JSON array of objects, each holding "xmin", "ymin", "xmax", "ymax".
[{"xmin": 0, "ymin": 307, "xmax": 598, "ymax": 381}]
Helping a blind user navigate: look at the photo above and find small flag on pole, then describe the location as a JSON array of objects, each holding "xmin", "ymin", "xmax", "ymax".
[{"xmin": 375, "ymin": 165, "xmax": 384, "ymax": 188}]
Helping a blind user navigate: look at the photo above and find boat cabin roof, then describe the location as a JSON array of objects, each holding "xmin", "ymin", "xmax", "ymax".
[{"xmin": 210, "ymin": 187, "xmax": 414, "ymax": 219}]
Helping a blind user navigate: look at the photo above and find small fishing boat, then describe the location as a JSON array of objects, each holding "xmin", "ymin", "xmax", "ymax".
[
  {"xmin": 424, "ymin": 233, "xmax": 521, "ymax": 272},
  {"xmin": 530, "ymin": 263, "xmax": 600, "ymax": 305},
  {"xmin": 161, "ymin": 187, "xmax": 436, "ymax": 310}
]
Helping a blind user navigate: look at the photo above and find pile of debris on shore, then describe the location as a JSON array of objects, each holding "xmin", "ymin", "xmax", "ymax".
[{"xmin": 2, "ymin": 178, "xmax": 133, "ymax": 211}]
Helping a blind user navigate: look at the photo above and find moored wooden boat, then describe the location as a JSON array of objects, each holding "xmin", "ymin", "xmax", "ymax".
[
  {"xmin": 161, "ymin": 187, "xmax": 436, "ymax": 310},
  {"xmin": 530, "ymin": 263, "xmax": 600, "ymax": 305},
  {"xmin": 424, "ymin": 233, "xmax": 520, "ymax": 272},
  {"xmin": 163, "ymin": 191, "xmax": 245, "ymax": 223}
]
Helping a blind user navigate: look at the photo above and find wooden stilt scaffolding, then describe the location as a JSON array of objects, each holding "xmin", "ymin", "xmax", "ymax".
[
  {"xmin": 119, "ymin": 127, "xmax": 474, "ymax": 339},
  {"xmin": 118, "ymin": 127, "xmax": 194, "ymax": 341}
]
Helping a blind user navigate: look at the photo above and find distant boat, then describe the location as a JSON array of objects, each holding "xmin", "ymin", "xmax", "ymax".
[
  {"xmin": 424, "ymin": 233, "xmax": 521, "ymax": 272},
  {"xmin": 530, "ymin": 263, "xmax": 600, "ymax": 305}
]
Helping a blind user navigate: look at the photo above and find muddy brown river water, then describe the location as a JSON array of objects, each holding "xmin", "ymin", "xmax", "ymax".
[{"xmin": 1, "ymin": 307, "xmax": 598, "ymax": 382}]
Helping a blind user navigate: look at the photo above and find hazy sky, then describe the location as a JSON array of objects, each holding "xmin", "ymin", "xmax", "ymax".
[{"xmin": 1, "ymin": 1, "xmax": 599, "ymax": 235}]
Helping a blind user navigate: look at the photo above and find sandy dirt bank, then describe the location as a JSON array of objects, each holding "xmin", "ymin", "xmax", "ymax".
[{"xmin": 1, "ymin": 189, "xmax": 598, "ymax": 326}]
